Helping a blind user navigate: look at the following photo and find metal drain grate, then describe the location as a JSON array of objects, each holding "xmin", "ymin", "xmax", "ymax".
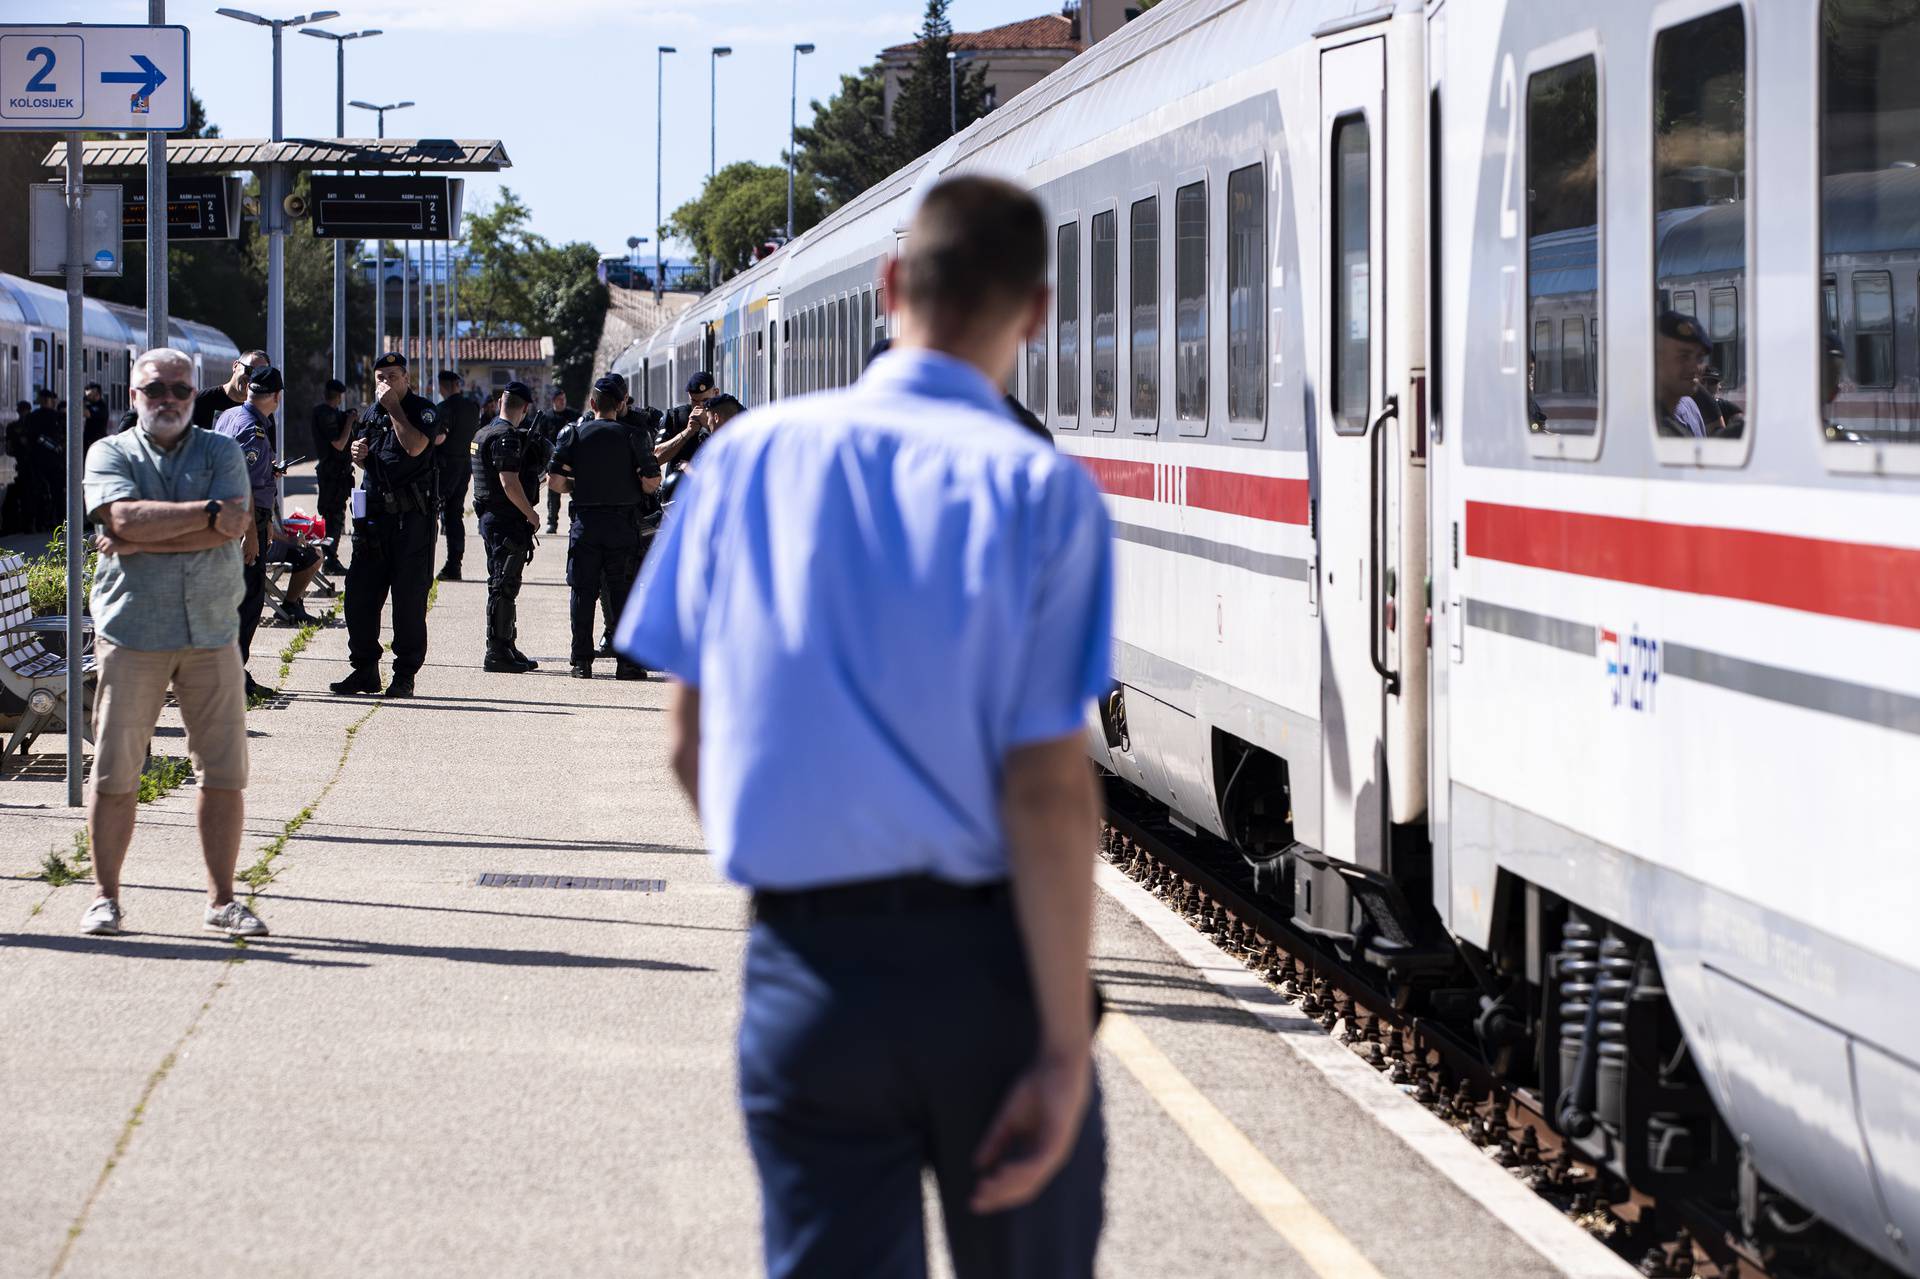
[{"xmin": 476, "ymin": 873, "xmax": 666, "ymax": 892}]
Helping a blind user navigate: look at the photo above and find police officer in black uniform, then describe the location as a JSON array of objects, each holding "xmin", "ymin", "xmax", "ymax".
[
  {"xmin": 330, "ymin": 352, "xmax": 444, "ymax": 699},
  {"xmin": 536, "ymin": 388, "xmax": 579, "ymax": 533},
  {"xmin": 470, "ymin": 381, "xmax": 549, "ymax": 673},
  {"xmin": 434, "ymin": 369, "xmax": 483, "ymax": 582},
  {"xmin": 310, "ymin": 378, "xmax": 354, "ymax": 574},
  {"xmin": 548, "ymin": 373, "xmax": 659, "ymax": 680}
]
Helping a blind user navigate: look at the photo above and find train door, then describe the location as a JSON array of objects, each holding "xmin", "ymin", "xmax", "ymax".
[{"xmin": 1317, "ymin": 35, "xmax": 1392, "ymax": 870}]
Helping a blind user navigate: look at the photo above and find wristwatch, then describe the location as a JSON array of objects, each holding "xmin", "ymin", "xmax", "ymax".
[{"xmin": 204, "ymin": 499, "xmax": 223, "ymax": 529}]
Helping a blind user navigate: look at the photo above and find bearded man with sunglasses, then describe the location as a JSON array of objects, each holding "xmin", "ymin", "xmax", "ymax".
[{"xmin": 77, "ymin": 348, "xmax": 268, "ymax": 940}]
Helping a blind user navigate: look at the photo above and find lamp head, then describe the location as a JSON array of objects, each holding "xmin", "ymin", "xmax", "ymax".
[
  {"xmin": 795, "ymin": 42, "xmax": 816, "ymax": 54},
  {"xmin": 714, "ymin": 45, "xmax": 732, "ymax": 56}
]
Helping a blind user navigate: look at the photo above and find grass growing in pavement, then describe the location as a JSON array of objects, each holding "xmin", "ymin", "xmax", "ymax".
[
  {"xmin": 237, "ymin": 702, "xmax": 379, "ymax": 894},
  {"xmin": 135, "ymin": 756, "xmax": 191, "ymax": 804},
  {"xmin": 274, "ymin": 596, "xmax": 344, "ymax": 686},
  {"xmin": 39, "ymin": 829, "xmax": 92, "ymax": 886}
]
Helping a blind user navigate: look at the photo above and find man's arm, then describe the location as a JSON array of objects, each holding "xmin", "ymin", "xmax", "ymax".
[
  {"xmin": 385, "ymin": 395, "xmax": 431, "ymax": 456},
  {"xmin": 500, "ymin": 473, "xmax": 541, "ymax": 527},
  {"xmin": 95, "ymin": 498, "xmax": 250, "ymax": 543},
  {"xmin": 547, "ymin": 471, "xmax": 573, "ymax": 494},
  {"xmin": 330, "ymin": 410, "xmax": 354, "ymax": 454},
  {"xmin": 667, "ymin": 682, "xmax": 699, "ymax": 802},
  {"xmin": 641, "ymin": 474, "xmax": 662, "ymax": 495},
  {"xmin": 970, "ymin": 732, "xmax": 1099, "ymax": 1213},
  {"xmin": 95, "ymin": 526, "xmax": 235, "ymax": 555}
]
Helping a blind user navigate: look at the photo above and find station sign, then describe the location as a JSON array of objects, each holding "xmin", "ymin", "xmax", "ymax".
[
  {"xmin": 0, "ymin": 24, "xmax": 189, "ymax": 133},
  {"xmin": 28, "ymin": 184, "xmax": 124, "ymax": 277},
  {"xmin": 309, "ymin": 175, "xmax": 464, "ymax": 241},
  {"xmin": 121, "ymin": 175, "xmax": 243, "ymax": 240}
]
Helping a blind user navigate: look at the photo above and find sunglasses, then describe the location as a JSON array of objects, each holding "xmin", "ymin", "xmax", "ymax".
[{"xmin": 135, "ymin": 380, "xmax": 196, "ymax": 401}]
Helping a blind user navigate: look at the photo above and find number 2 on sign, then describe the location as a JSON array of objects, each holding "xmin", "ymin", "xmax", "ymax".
[{"xmin": 24, "ymin": 46, "xmax": 57, "ymax": 93}]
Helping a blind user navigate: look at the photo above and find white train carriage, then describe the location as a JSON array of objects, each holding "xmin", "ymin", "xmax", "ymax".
[{"xmin": 652, "ymin": 0, "xmax": 1919, "ymax": 1266}]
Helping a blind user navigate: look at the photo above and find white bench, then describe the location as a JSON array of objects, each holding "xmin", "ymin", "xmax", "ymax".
[{"xmin": 0, "ymin": 552, "xmax": 96, "ymax": 774}]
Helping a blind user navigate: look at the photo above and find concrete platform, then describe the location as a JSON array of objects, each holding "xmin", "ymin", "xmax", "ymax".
[{"xmin": 0, "ymin": 486, "xmax": 1629, "ymax": 1278}]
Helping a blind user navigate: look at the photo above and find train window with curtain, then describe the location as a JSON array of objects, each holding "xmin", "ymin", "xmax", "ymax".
[
  {"xmin": 1331, "ymin": 117, "xmax": 1370, "ymax": 432},
  {"xmin": 1526, "ymin": 55, "xmax": 1599, "ymax": 437},
  {"xmin": 1227, "ymin": 162, "xmax": 1267, "ymax": 422},
  {"xmin": 1174, "ymin": 181, "xmax": 1207, "ymax": 421},
  {"xmin": 1822, "ymin": 0, "xmax": 1920, "ymax": 445},
  {"xmin": 1057, "ymin": 222, "xmax": 1080, "ymax": 418},
  {"xmin": 1091, "ymin": 210, "xmax": 1117, "ymax": 420},
  {"xmin": 1653, "ymin": 6, "xmax": 1746, "ymax": 442},
  {"xmin": 840, "ymin": 296, "xmax": 852, "ymax": 385},
  {"xmin": 1026, "ymin": 316, "xmax": 1048, "ymax": 417},
  {"xmin": 1130, "ymin": 195, "xmax": 1160, "ymax": 421},
  {"xmin": 1852, "ymin": 272, "xmax": 1894, "ymax": 387}
]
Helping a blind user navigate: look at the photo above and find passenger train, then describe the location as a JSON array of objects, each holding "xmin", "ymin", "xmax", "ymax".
[
  {"xmin": 615, "ymin": 1, "xmax": 1920, "ymax": 1269},
  {"xmin": 0, "ymin": 272, "xmax": 241, "ymax": 414}
]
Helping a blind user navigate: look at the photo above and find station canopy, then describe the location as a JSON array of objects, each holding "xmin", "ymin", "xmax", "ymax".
[{"xmin": 40, "ymin": 137, "xmax": 511, "ymax": 173}]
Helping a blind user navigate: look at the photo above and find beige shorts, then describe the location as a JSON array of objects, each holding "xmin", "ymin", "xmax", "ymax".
[{"xmin": 90, "ymin": 642, "xmax": 249, "ymax": 794}]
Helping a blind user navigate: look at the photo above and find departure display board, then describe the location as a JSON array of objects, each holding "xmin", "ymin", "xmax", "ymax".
[
  {"xmin": 309, "ymin": 175, "xmax": 463, "ymax": 240},
  {"xmin": 120, "ymin": 174, "xmax": 240, "ymax": 240}
]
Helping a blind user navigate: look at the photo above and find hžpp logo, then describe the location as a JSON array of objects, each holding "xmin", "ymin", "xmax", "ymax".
[{"xmin": 1600, "ymin": 626, "xmax": 1658, "ymax": 712}]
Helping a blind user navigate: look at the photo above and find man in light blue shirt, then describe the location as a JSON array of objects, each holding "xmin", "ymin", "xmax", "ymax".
[{"xmin": 621, "ymin": 176, "xmax": 1112, "ymax": 1278}]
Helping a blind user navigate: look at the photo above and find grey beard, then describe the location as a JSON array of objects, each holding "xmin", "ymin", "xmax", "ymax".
[{"xmin": 138, "ymin": 405, "xmax": 189, "ymax": 442}]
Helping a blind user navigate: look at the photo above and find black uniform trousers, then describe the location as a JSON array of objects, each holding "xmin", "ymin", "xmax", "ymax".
[
  {"xmin": 440, "ymin": 466, "xmax": 472, "ymax": 572},
  {"xmin": 478, "ymin": 511, "xmax": 534, "ymax": 658},
  {"xmin": 344, "ymin": 506, "xmax": 436, "ymax": 676},
  {"xmin": 545, "ymin": 484, "xmax": 562, "ymax": 529},
  {"xmin": 316, "ymin": 466, "xmax": 353, "ymax": 563},
  {"xmin": 237, "ymin": 510, "xmax": 272, "ymax": 663},
  {"xmin": 739, "ymin": 889, "xmax": 1105, "ymax": 1278},
  {"xmin": 566, "ymin": 505, "xmax": 643, "ymax": 664}
]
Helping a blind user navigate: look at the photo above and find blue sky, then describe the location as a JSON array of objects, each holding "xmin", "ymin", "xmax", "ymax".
[{"xmin": 12, "ymin": 0, "xmax": 1049, "ymax": 258}]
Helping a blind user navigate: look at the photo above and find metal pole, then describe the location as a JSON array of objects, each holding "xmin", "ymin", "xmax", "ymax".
[
  {"xmin": 448, "ymin": 238, "xmax": 459, "ymax": 388},
  {"xmin": 267, "ymin": 19, "xmax": 286, "ymax": 507},
  {"xmin": 331, "ymin": 38, "xmax": 346, "ymax": 389},
  {"xmin": 419, "ymin": 239, "xmax": 430, "ymax": 383},
  {"xmin": 373, "ymin": 109, "xmax": 384, "ymax": 371},
  {"xmin": 656, "ymin": 47, "xmax": 671, "ymax": 303},
  {"xmin": 787, "ymin": 47, "xmax": 797, "ymax": 241},
  {"xmin": 63, "ymin": 134, "xmax": 84, "ymax": 808},
  {"xmin": 400, "ymin": 239, "xmax": 410, "ymax": 366},
  {"xmin": 146, "ymin": 0, "xmax": 168, "ymax": 353},
  {"xmin": 949, "ymin": 53, "xmax": 956, "ymax": 136}
]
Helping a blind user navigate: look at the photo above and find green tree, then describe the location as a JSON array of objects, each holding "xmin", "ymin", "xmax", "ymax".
[
  {"xmin": 791, "ymin": 65, "xmax": 897, "ymax": 214},
  {"xmin": 668, "ymin": 162, "xmax": 823, "ymax": 282},
  {"xmin": 523, "ymin": 242, "xmax": 607, "ymax": 405},
  {"xmin": 889, "ymin": 0, "xmax": 990, "ymax": 161},
  {"xmin": 459, "ymin": 187, "xmax": 541, "ymax": 337}
]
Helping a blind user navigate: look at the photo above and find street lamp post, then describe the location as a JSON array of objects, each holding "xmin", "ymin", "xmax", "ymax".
[
  {"xmin": 657, "ymin": 46, "xmax": 676, "ymax": 302},
  {"xmin": 300, "ymin": 25, "xmax": 381, "ymax": 392},
  {"xmin": 709, "ymin": 46, "xmax": 731, "ymax": 287},
  {"xmin": 350, "ymin": 99, "xmax": 412, "ymax": 368},
  {"xmin": 787, "ymin": 42, "xmax": 815, "ymax": 242},
  {"xmin": 216, "ymin": 6, "xmax": 339, "ymax": 503}
]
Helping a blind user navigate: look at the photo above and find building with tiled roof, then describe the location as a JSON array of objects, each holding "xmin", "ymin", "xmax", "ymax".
[
  {"xmin": 880, "ymin": 3, "xmax": 1137, "ymax": 126},
  {"xmin": 383, "ymin": 336, "xmax": 557, "ymax": 397}
]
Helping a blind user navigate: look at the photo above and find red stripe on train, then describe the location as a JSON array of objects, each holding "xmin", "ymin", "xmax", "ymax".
[
  {"xmin": 1075, "ymin": 456, "xmax": 1310, "ymax": 525},
  {"xmin": 1466, "ymin": 500, "xmax": 1920, "ymax": 631}
]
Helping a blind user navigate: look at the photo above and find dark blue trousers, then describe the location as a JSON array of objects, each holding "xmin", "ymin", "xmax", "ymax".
[{"xmin": 739, "ymin": 898, "xmax": 1105, "ymax": 1279}]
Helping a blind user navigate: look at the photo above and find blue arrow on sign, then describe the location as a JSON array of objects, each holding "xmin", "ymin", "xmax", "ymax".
[{"xmin": 100, "ymin": 55, "xmax": 166, "ymax": 101}]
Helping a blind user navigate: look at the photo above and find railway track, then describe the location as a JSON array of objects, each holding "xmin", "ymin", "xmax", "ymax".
[{"xmin": 1100, "ymin": 781, "xmax": 1892, "ymax": 1279}]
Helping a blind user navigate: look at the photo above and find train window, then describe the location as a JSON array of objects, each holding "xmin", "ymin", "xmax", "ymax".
[
  {"xmin": 1057, "ymin": 222, "xmax": 1080, "ymax": 418},
  {"xmin": 1174, "ymin": 181, "xmax": 1207, "ymax": 422},
  {"xmin": 1526, "ymin": 55, "xmax": 1599, "ymax": 438},
  {"xmin": 1091, "ymin": 209, "xmax": 1117, "ymax": 421},
  {"xmin": 1227, "ymin": 162, "xmax": 1267, "ymax": 423},
  {"xmin": 1672, "ymin": 290, "xmax": 1696, "ymax": 318},
  {"xmin": 1025, "ymin": 315, "xmax": 1047, "ymax": 417},
  {"xmin": 1852, "ymin": 272, "xmax": 1894, "ymax": 388},
  {"xmin": 1561, "ymin": 318, "xmax": 1588, "ymax": 396},
  {"xmin": 839, "ymin": 296, "xmax": 852, "ymax": 385},
  {"xmin": 1653, "ymin": 6, "xmax": 1747, "ymax": 445},
  {"xmin": 1130, "ymin": 195, "xmax": 1159, "ymax": 421},
  {"xmin": 860, "ymin": 290, "xmax": 874, "ymax": 371},
  {"xmin": 1823, "ymin": 0, "xmax": 1920, "ymax": 449},
  {"xmin": 1331, "ymin": 118, "xmax": 1370, "ymax": 432}
]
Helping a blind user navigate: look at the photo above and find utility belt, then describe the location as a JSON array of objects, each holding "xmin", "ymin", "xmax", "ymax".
[{"xmin": 365, "ymin": 473, "xmax": 439, "ymax": 516}]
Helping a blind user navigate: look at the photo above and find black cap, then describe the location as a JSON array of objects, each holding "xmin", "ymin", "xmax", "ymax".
[
  {"xmin": 594, "ymin": 372, "xmax": 628, "ymax": 395},
  {"xmin": 686, "ymin": 370, "xmax": 714, "ymax": 394},
  {"xmin": 1701, "ymin": 366, "xmax": 1722, "ymax": 382},
  {"xmin": 1656, "ymin": 310, "xmax": 1710, "ymax": 354},
  {"xmin": 85, "ymin": 381, "xmax": 102, "ymax": 393},
  {"xmin": 247, "ymin": 365, "xmax": 284, "ymax": 395},
  {"xmin": 373, "ymin": 351, "xmax": 407, "ymax": 370},
  {"xmin": 324, "ymin": 377, "xmax": 347, "ymax": 395},
  {"xmin": 503, "ymin": 380, "xmax": 534, "ymax": 403}
]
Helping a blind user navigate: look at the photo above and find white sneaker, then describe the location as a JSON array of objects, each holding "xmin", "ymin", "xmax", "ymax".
[
  {"xmin": 204, "ymin": 900, "xmax": 269, "ymax": 938},
  {"xmin": 81, "ymin": 897, "xmax": 124, "ymax": 935}
]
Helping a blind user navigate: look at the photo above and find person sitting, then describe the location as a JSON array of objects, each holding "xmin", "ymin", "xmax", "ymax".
[{"xmin": 264, "ymin": 530, "xmax": 325, "ymax": 626}]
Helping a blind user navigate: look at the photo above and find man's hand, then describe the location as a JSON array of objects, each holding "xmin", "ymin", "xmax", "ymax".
[
  {"xmin": 92, "ymin": 531, "xmax": 135, "ymax": 556},
  {"xmin": 969, "ymin": 1048, "xmax": 1092, "ymax": 1213},
  {"xmin": 213, "ymin": 502, "xmax": 250, "ymax": 539},
  {"xmin": 377, "ymin": 382, "xmax": 402, "ymax": 412},
  {"xmin": 350, "ymin": 438, "xmax": 370, "ymax": 465}
]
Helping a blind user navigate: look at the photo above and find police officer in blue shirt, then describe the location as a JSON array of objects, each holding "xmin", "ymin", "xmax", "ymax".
[
  {"xmin": 331, "ymin": 352, "xmax": 443, "ymax": 699},
  {"xmin": 550, "ymin": 373, "xmax": 659, "ymax": 680},
  {"xmin": 212, "ymin": 363, "xmax": 284, "ymax": 700},
  {"xmin": 620, "ymin": 176, "xmax": 1113, "ymax": 1279}
]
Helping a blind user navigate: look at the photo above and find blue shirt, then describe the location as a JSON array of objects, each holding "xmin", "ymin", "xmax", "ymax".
[
  {"xmin": 81, "ymin": 425, "xmax": 250, "ymax": 651},
  {"xmin": 212, "ymin": 401, "xmax": 277, "ymax": 512},
  {"xmin": 618, "ymin": 348, "xmax": 1114, "ymax": 890}
]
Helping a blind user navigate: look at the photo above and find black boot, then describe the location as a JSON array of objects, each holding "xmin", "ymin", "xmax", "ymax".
[
  {"xmin": 510, "ymin": 648, "xmax": 539, "ymax": 670},
  {"xmin": 614, "ymin": 660, "xmax": 648, "ymax": 681},
  {"xmin": 329, "ymin": 668, "xmax": 381, "ymax": 696},
  {"xmin": 569, "ymin": 661, "xmax": 593, "ymax": 680},
  {"xmin": 484, "ymin": 651, "xmax": 532, "ymax": 673},
  {"xmin": 435, "ymin": 564, "xmax": 461, "ymax": 582},
  {"xmin": 382, "ymin": 672, "xmax": 416, "ymax": 698}
]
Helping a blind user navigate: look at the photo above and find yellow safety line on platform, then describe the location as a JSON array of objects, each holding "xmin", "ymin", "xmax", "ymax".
[{"xmin": 1100, "ymin": 1011, "xmax": 1386, "ymax": 1279}]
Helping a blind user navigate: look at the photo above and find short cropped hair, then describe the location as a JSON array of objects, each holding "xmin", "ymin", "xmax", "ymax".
[
  {"xmin": 238, "ymin": 349, "xmax": 268, "ymax": 366},
  {"xmin": 134, "ymin": 347, "xmax": 193, "ymax": 381},
  {"xmin": 896, "ymin": 176, "xmax": 1046, "ymax": 326},
  {"xmin": 588, "ymin": 386, "xmax": 625, "ymax": 415}
]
